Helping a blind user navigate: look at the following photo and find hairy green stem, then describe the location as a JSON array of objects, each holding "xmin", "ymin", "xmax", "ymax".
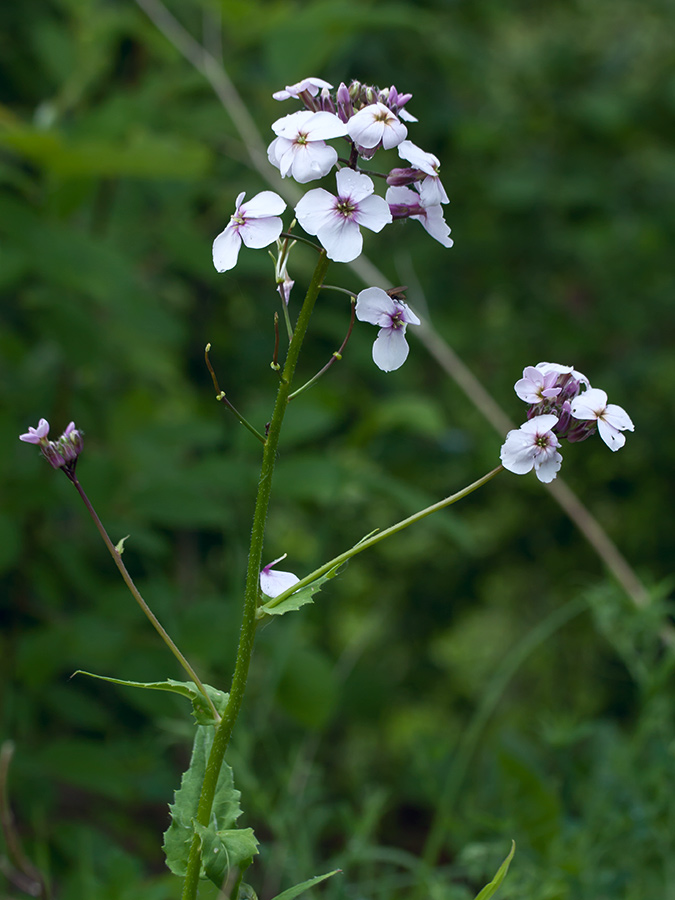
[
  {"xmin": 181, "ymin": 250, "xmax": 330, "ymax": 900},
  {"xmin": 71, "ymin": 476, "xmax": 219, "ymax": 722}
]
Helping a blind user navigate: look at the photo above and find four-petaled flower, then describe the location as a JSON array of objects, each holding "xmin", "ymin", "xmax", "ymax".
[
  {"xmin": 500, "ymin": 415, "xmax": 563, "ymax": 483},
  {"xmin": 396, "ymin": 140, "xmax": 449, "ymax": 205},
  {"xmin": 514, "ymin": 365, "xmax": 564, "ymax": 405},
  {"xmin": 260, "ymin": 555, "xmax": 300, "ymax": 598},
  {"xmin": 19, "ymin": 418, "xmax": 50, "ymax": 444},
  {"xmin": 295, "ymin": 169, "xmax": 392, "ymax": 262},
  {"xmin": 570, "ymin": 388, "xmax": 635, "ymax": 451},
  {"xmin": 268, "ymin": 110, "xmax": 348, "ymax": 183},
  {"xmin": 355, "ymin": 287, "xmax": 421, "ymax": 372},
  {"xmin": 273, "ymin": 77, "xmax": 332, "ymax": 102},
  {"xmin": 213, "ymin": 191, "xmax": 286, "ymax": 273},
  {"xmin": 347, "ymin": 102, "xmax": 407, "ymax": 150}
]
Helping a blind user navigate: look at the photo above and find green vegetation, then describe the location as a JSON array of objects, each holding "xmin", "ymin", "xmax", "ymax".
[{"xmin": 2, "ymin": 1, "xmax": 674, "ymax": 898}]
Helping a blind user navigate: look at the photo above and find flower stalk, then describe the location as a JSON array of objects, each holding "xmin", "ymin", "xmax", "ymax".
[{"xmin": 180, "ymin": 249, "xmax": 330, "ymax": 900}]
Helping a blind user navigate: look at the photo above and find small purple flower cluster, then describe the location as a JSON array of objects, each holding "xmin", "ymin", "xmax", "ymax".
[
  {"xmin": 500, "ymin": 363, "xmax": 634, "ymax": 482},
  {"xmin": 19, "ymin": 418, "xmax": 84, "ymax": 479}
]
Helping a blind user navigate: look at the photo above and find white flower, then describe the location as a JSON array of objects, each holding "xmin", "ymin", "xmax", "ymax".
[
  {"xmin": 272, "ymin": 77, "xmax": 332, "ymax": 101},
  {"xmin": 212, "ymin": 191, "xmax": 286, "ymax": 273},
  {"xmin": 260, "ymin": 555, "xmax": 300, "ymax": 598},
  {"xmin": 295, "ymin": 169, "xmax": 392, "ymax": 262},
  {"xmin": 268, "ymin": 110, "xmax": 348, "ymax": 183},
  {"xmin": 386, "ymin": 186, "xmax": 453, "ymax": 248},
  {"xmin": 347, "ymin": 102, "xmax": 407, "ymax": 150},
  {"xmin": 355, "ymin": 287, "xmax": 421, "ymax": 371},
  {"xmin": 500, "ymin": 415, "xmax": 563, "ymax": 483},
  {"xmin": 570, "ymin": 388, "xmax": 634, "ymax": 451},
  {"xmin": 396, "ymin": 140, "xmax": 449, "ymax": 205}
]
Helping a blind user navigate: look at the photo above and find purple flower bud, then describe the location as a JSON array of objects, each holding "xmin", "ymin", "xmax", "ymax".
[
  {"xmin": 388, "ymin": 200, "xmax": 425, "ymax": 220},
  {"xmin": 336, "ymin": 82, "xmax": 353, "ymax": 123},
  {"xmin": 319, "ymin": 87, "xmax": 335, "ymax": 114},
  {"xmin": 386, "ymin": 166, "xmax": 423, "ymax": 187}
]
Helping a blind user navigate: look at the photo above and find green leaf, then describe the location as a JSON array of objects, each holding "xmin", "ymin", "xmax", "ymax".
[
  {"xmin": 269, "ymin": 870, "xmax": 341, "ymax": 900},
  {"xmin": 163, "ymin": 726, "xmax": 249, "ymax": 878},
  {"xmin": 72, "ymin": 671, "xmax": 228, "ymax": 725},
  {"xmin": 473, "ymin": 842, "xmax": 516, "ymax": 900},
  {"xmin": 260, "ymin": 562, "xmax": 344, "ymax": 617},
  {"xmin": 193, "ymin": 822, "xmax": 258, "ymax": 888}
]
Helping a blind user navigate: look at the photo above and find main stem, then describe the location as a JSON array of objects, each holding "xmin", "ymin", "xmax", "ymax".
[{"xmin": 181, "ymin": 251, "xmax": 330, "ymax": 900}]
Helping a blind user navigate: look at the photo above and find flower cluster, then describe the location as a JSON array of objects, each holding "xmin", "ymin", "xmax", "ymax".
[
  {"xmin": 19, "ymin": 418, "xmax": 84, "ymax": 480},
  {"xmin": 212, "ymin": 77, "xmax": 452, "ymax": 271},
  {"xmin": 500, "ymin": 363, "xmax": 634, "ymax": 482}
]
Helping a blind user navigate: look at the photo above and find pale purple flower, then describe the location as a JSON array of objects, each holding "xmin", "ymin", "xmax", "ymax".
[
  {"xmin": 386, "ymin": 186, "xmax": 453, "ymax": 248},
  {"xmin": 570, "ymin": 388, "xmax": 634, "ymax": 451},
  {"xmin": 19, "ymin": 418, "xmax": 50, "ymax": 444},
  {"xmin": 273, "ymin": 77, "xmax": 332, "ymax": 102},
  {"xmin": 500, "ymin": 415, "xmax": 563, "ymax": 483},
  {"xmin": 268, "ymin": 110, "xmax": 347, "ymax": 183},
  {"xmin": 346, "ymin": 102, "xmax": 407, "ymax": 150},
  {"xmin": 396, "ymin": 140, "xmax": 449, "ymax": 205},
  {"xmin": 355, "ymin": 287, "xmax": 421, "ymax": 372},
  {"xmin": 295, "ymin": 169, "xmax": 392, "ymax": 263},
  {"xmin": 515, "ymin": 366, "xmax": 564, "ymax": 405},
  {"xmin": 260, "ymin": 555, "xmax": 300, "ymax": 598},
  {"xmin": 213, "ymin": 191, "xmax": 286, "ymax": 273}
]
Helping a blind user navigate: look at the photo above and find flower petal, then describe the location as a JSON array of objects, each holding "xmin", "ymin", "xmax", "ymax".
[
  {"xmin": 372, "ymin": 327, "xmax": 410, "ymax": 371},
  {"xmin": 212, "ymin": 226, "xmax": 242, "ymax": 273},
  {"xmin": 241, "ymin": 191, "xmax": 286, "ymax": 218},
  {"xmin": 355, "ymin": 287, "xmax": 396, "ymax": 326},
  {"xmin": 240, "ymin": 216, "xmax": 284, "ymax": 249}
]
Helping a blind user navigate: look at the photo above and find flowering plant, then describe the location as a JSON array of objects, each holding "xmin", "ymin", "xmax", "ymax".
[{"xmin": 18, "ymin": 75, "xmax": 636, "ymax": 900}]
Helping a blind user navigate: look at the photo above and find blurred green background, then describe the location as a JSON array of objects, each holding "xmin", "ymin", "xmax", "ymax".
[{"xmin": 2, "ymin": 1, "xmax": 675, "ymax": 898}]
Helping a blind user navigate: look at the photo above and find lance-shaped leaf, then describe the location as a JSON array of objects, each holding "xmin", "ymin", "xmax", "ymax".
[
  {"xmin": 163, "ymin": 726, "xmax": 252, "ymax": 880},
  {"xmin": 473, "ymin": 842, "xmax": 515, "ymax": 900},
  {"xmin": 73, "ymin": 671, "xmax": 228, "ymax": 725},
  {"xmin": 270, "ymin": 869, "xmax": 341, "ymax": 900}
]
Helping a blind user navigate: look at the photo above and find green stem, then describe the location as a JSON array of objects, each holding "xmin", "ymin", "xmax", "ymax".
[
  {"xmin": 181, "ymin": 250, "xmax": 330, "ymax": 900},
  {"xmin": 71, "ymin": 477, "xmax": 219, "ymax": 723},
  {"xmin": 261, "ymin": 466, "xmax": 504, "ymax": 615},
  {"xmin": 205, "ymin": 344, "xmax": 266, "ymax": 444},
  {"xmin": 289, "ymin": 296, "xmax": 356, "ymax": 401}
]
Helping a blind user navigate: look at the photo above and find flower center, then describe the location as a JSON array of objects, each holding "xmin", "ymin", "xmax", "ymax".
[{"xmin": 336, "ymin": 198, "xmax": 356, "ymax": 219}]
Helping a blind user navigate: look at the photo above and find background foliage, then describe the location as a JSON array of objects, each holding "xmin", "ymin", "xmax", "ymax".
[{"xmin": 2, "ymin": 1, "xmax": 674, "ymax": 898}]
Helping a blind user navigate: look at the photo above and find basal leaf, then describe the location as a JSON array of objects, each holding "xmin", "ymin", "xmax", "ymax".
[
  {"xmin": 194, "ymin": 822, "xmax": 259, "ymax": 888},
  {"xmin": 473, "ymin": 842, "xmax": 515, "ymax": 900},
  {"xmin": 72, "ymin": 671, "xmax": 229, "ymax": 725},
  {"xmin": 163, "ymin": 726, "xmax": 245, "ymax": 877},
  {"xmin": 270, "ymin": 869, "xmax": 341, "ymax": 900}
]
